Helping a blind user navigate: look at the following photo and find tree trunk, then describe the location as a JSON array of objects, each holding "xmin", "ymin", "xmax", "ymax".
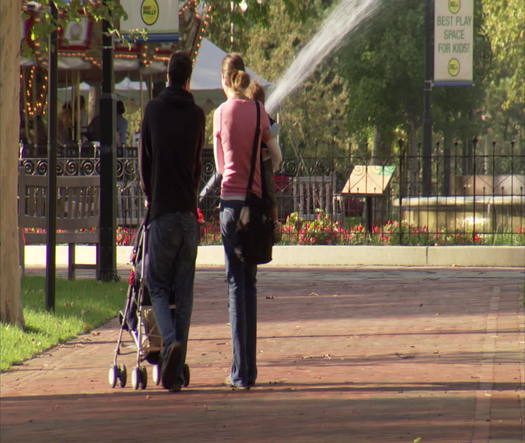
[
  {"xmin": 371, "ymin": 128, "xmax": 393, "ymax": 226},
  {"xmin": 0, "ymin": 0, "xmax": 24, "ymax": 327},
  {"xmin": 372, "ymin": 127, "xmax": 393, "ymax": 164}
]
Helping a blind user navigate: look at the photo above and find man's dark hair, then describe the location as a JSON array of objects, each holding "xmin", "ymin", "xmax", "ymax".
[{"xmin": 168, "ymin": 51, "xmax": 193, "ymax": 87}]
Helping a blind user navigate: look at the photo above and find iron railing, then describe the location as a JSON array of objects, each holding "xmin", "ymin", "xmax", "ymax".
[{"xmin": 19, "ymin": 139, "xmax": 525, "ymax": 245}]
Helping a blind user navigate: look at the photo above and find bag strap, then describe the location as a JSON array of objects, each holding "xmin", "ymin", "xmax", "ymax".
[{"xmin": 246, "ymin": 100, "xmax": 261, "ymax": 196}]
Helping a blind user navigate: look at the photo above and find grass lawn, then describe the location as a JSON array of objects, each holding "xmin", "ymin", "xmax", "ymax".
[{"xmin": 0, "ymin": 276, "xmax": 128, "ymax": 372}]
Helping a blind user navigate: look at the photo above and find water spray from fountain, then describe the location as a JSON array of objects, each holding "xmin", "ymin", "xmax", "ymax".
[
  {"xmin": 199, "ymin": 0, "xmax": 383, "ymax": 197},
  {"xmin": 265, "ymin": 0, "xmax": 383, "ymax": 115}
]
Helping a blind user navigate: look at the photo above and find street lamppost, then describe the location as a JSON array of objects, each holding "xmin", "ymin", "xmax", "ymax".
[
  {"xmin": 99, "ymin": 0, "xmax": 117, "ymax": 281},
  {"xmin": 422, "ymin": 0, "xmax": 434, "ymax": 196},
  {"xmin": 46, "ymin": 0, "xmax": 58, "ymax": 311}
]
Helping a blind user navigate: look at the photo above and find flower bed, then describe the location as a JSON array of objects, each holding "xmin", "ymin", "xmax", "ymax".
[
  {"xmin": 280, "ymin": 211, "xmax": 524, "ymax": 246},
  {"xmin": 24, "ymin": 212, "xmax": 525, "ymax": 247}
]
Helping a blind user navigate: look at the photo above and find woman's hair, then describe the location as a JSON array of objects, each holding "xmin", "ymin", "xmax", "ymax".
[
  {"xmin": 221, "ymin": 53, "xmax": 250, "ymax": 93},
  {"xmin": 248, "ymin": 81, "xmax": 265, "ymax": 104}
]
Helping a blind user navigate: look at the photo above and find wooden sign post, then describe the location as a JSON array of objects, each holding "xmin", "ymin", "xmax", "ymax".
[{"xmin": 340, "ymin": 165, "xmax": 395, "ymax": 233}]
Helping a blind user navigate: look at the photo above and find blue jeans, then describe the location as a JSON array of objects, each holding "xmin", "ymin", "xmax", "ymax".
[
  {"xmin": 220, "ymin": 200, "xmax": 258, "ymax": 387},
  {"xmin": 146, "ymin": 212, "xmax": 198, "ymax": 378}
]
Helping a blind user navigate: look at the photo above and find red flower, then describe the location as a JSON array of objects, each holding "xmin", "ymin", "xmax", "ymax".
[{"xmin": 196, "ymin": 208, "xmax": 205, "ymax": 224}]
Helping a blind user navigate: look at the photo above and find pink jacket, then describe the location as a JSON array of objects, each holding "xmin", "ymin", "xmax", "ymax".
[{"xmin": 213, "ymin": 98, "xmax": 271, "ymax": 200}]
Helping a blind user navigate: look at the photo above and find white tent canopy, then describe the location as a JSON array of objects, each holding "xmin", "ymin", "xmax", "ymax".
[
  {"xmin": 112, "ymin": 39, "xmax": 272, "ymax": 109},
  {"xmin": 190, "ymin": 38, "xmax": 272, "ymax": 108},
  {"xmin": 58, "ymin": 39, "xmax": 272, "ymax": 113}
]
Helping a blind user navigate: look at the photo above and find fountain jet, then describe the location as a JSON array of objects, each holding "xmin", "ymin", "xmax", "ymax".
[{"xmin": 266, "ymin": 0, "xmax": 383, "ymax": 115}]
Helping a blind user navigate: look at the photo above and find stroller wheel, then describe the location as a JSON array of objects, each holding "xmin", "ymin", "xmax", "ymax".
[
  {"xmin": 140, "ymin": 366, "xmax": 148, "ymax": 389},
  {"xmin": 152, "ymin": 364, "xmax": 161, "ymax": 386},
  {"xmin": 131, "ymin": 366, "xmax": 141, "ymax": 390},
  {"xmin": 118, "ymin": 364, "xmax": 127, "ymax": 388},
  {"xmin": 183, "ymin": 364, "xmax": 190, "ymax": 387},
  {"xmin": 108, "ymin": 365, "xmax": 118, "ymax": 388}
]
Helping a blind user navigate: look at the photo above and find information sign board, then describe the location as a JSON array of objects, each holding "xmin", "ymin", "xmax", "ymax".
[
  {"xmin": 434, "ymin": 0, "xmax": 473, "ymax": 86},
  {"xmin": 121, "ymin": 0, "xmax": 180, "ymax": 42},
  {"xmin": 341, "ymin": 165, "xmax": 395, "ymax": 195}
]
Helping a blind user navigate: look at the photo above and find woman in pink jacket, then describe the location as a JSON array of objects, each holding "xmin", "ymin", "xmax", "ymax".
[{"xmin": 213, "ymin": 54, "xmax": 278, "ymax": 389}]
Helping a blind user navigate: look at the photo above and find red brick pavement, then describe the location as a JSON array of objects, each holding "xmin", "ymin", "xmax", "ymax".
[{"xmin": 1, "ymin": 267, "xmax": 524, "ymax": 442}]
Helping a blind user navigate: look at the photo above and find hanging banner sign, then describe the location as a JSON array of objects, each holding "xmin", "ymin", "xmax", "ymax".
[
  {"xmin": 120, "ymin": 0, "xmax": 180, "ymax": 42},
  {"xmin": 434, "ymin": 0, "xmax": 474, "ymax": 86},
  {"xmin": 59, "ymin": 18, "xmax": 93, "ymax": 50}
]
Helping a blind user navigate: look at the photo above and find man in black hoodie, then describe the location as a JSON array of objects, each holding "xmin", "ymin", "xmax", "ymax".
[{"xmin": 140, "ymin": 51, "xmax": 205, "ymax": 392}]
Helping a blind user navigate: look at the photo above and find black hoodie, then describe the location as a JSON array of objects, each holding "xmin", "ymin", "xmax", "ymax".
[{"xmin": 140, "ymin": 86, "xmax": 205, "ymax": 222}]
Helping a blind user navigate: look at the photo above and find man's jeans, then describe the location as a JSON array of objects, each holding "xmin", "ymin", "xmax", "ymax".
[
  {"xmin": 220, "ymin": 200, "xmax": 258, "ymax": 387},
  {"xmin": 146, "ymin": 212, "xmax": 198, "ymax": 374}
]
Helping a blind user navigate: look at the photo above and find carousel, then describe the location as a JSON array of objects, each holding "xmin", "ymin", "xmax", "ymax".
[
  {"xmin": 19, "ymin": 2, "xmax": 271, "ymax": 226},
  {"xmin": 18, "ymin": 2, "xmax": 208, "ymax": 230},
  {"xmin": 19, "ymin": 2, "xmax": 204, "ymax": 157},
  {"xmin": 19, "ymin": 3, "xmax": 270, "ymax": 156}
]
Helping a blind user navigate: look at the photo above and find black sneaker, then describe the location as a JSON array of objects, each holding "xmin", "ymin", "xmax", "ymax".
[{"xmin": 161, "ymin": 342, "xmax": 183, "ymax": 392}]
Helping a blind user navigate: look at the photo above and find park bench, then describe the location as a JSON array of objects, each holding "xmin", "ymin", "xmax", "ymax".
[
  {"xmin": 18, "ymin": 169, "xmax": 100, "ymax": 279},
  {"xmin": 292, "ymin": 175, "xmax": 342, "ymax": 221},
  {"xmin": 116, "ymin": 180, "xmax": 147, "ymax": 227}
]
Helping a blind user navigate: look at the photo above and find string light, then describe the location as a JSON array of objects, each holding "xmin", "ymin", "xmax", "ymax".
[{"xmin": 21, "ymin": 0, "xmax": 216, "ymax": 114}]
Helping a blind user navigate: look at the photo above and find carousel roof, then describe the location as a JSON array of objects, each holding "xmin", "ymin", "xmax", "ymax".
[
  {"xmin": 21, "ymin": 7, "xmax": 272, "ymax": 110},
  {"xmin": 22, "ymin": 14, "xmax": 178, "ymax": 84}
]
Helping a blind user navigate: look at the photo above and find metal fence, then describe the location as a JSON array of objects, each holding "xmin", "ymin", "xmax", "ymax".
[
  {"xmin": 199, "ymin": 139, "xmax": 525, "ymax": 246},
  {"xmin": 19, "ymin": 144, "xmax": 143, "ymax": 227},
  {"xmin": 19, "ymin": 139, "xmax": 525, "ymax": 246}
]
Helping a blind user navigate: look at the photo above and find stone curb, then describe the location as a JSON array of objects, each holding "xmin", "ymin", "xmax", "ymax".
[{"xmin": 23, "ymin": 244, "xmax": 524, "ymax": 268}]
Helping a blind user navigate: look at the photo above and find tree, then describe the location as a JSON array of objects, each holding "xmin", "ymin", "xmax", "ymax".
[
  {"xmin": 481, "ymin": 0, "xmax": 525, "ymax": 110},
  {"xmin": 480, "ymin": 0, "xmax": 524, "ymax": 142},
  {"xmin": 206, "ymin": 0, "xmax": 307, "ymax": 54},
  {"xmin": 224, "ymin": 1, "xmax": 351, "ymax": 172},
  {"xmin": 339, "ymin": 0, "xmax": 491, "ymax": 190},
  {"xmin": 0, "ymin": 0, "xmax": 23, "ymax": 327},
  {"xmin": 339, "ymin": 0, "xmax": 425, "ymax": 191},
  {"xmin": 1, "ymin": 0, "xmax": 125, "ymax": 327}
]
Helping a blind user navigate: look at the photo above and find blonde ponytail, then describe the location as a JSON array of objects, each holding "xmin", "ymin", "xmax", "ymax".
[{"xmin": 222, "ymin": 53, "xmax": 251, "ymax": 94}]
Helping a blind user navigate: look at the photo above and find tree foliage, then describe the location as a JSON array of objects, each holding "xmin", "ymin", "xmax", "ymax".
[
  {"xmin": 480, "ymin": 0, "xmax": 524, "ymax": 141},
  {"xmin": 22, "ymin": 0, "xmax": 126, "ymax": 55},
  {"xmin": 207, "ymin": 1, "xmax": 351, "ymax": 163},
  {"xmin": 339, "ymin": 0, "xmax": 495, "ymax": 156},
  {"xmin": 342, "ymin": 2, "xmax": 424, "ymax": 144},
  {"xmin": 481, "ymin": 0, "xmax": 525, "ymax": 109}
]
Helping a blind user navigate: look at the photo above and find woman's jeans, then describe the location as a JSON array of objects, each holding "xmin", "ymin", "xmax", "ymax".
[
  {"xmin": 220, "ymin": 200, "xmax": 258, "ymax": 387},
  {"xmin": 146, "ymin": 212, "xmax": 198, "ymax": 375}
]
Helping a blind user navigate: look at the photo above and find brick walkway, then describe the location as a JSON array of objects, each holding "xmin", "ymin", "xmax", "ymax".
[{"xmin": 1, "ymin": 267, "xmax": 524, "ymax": 442}]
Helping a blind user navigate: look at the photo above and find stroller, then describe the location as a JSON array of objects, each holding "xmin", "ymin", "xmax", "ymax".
[
  {"xmin": 108, "ymin": 215, "xmax": 190, "ymax": 390},
  {"xmin": 108, "ymin": 174, "xmax": 220, "ymax": 390}
]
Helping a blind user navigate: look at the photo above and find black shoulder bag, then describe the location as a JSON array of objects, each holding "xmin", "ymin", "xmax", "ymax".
[{"xmin": 235, "ymin": 101, "xmax": 274, "ymax": 265}]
